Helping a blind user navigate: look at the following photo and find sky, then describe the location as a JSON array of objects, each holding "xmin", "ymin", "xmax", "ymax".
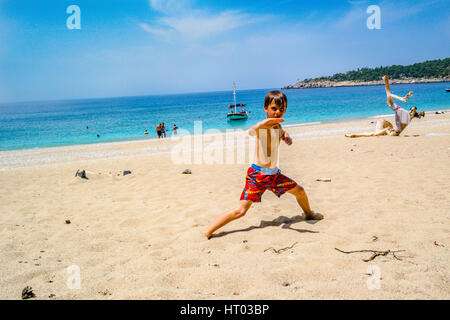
[{"xmin": 0, "ymin": 0, "xmax": 449, "ymax": 103}]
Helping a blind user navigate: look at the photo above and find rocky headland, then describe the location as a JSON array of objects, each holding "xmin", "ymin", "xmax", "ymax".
[{"xmin": 283, "ymin": 77, "xmax": 450, "ymax": 89}]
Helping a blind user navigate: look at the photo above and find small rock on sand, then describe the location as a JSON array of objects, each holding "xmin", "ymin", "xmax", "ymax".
[
  {"xmin": 75, "ymin": 169, "xmax": 88, "ymax": 179},
  {"xmin": 21, "ymin": 286, "xmax": 36, "ymax": 299},
  {"xmin": 182, "ymin": 169, "xmax": 192, "ymax": 174}
]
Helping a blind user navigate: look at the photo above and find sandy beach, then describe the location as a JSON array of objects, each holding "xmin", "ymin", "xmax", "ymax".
[{"xmin": 0, "ymin": 113, "xmax": 449, "ymax": 300}]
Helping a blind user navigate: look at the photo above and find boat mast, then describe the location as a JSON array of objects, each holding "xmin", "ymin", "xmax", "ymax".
[{"xmin": 233, "ymin": 81, "xmax": 237, "ymax": 113}]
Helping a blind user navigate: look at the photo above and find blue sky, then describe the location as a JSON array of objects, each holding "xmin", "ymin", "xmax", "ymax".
[{"xmin": 0, "ymin": 0, "xmax": 449, "ymax": 103}]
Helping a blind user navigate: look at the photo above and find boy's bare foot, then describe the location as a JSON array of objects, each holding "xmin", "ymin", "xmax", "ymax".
[
  {"xmin": 382, "ymin": 75, "xmax": 388, "ymax": 82},
  {"xmin": 304, "ymin": 211, "xmax": 324, "ymax": 220}
]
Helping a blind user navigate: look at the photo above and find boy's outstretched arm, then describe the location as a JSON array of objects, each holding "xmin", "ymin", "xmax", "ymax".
[{"xmin": 248, "ymin": 118, "xmax": 284, "ymax": 136}]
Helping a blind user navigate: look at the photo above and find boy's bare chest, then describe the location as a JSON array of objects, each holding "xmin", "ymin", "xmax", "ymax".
[{"xmin": 255, "ymin": 128, "xmax": 282, "ymax": 167}]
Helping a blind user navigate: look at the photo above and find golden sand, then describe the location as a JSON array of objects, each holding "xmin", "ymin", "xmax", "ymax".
[{"xmin": 0, "ymin": 113, "xmax": 449, "ymax": 299}]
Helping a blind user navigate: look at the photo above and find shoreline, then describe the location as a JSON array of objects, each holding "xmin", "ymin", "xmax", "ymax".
[
  {"xmin": 283, "ymin": 79, "xmax": 450, "ymax": 89},
  {"xmin": 1, "ymin": 107, "xmax": 449, "ymax": 155},
  {"xmin": 1, "ymin": 111, "xmax": 449, "ymax": 171}
]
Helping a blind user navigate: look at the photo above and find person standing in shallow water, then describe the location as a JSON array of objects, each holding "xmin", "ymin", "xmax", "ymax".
[
  {"xmin": 156, "ymin": 123, "xmax": 162, "ymax": 139},
  {"xmin": 173, "ymin": 124, "xmax": 178, "ymax": 135},
  {"xmin": 161, "ymin": 122, "xmax": 167, "ymax": 138}
]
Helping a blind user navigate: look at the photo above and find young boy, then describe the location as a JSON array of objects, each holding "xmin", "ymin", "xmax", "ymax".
[{"xmin": 203, "ymin": 90, "xmax": 323, "ymax": 239}]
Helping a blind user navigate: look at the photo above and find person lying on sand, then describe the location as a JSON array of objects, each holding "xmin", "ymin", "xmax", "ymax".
[
  {"xmin": 345, "ymin": 75, "xmax": 414, "ymax": 138},
  {"xmin": 203, "ymin": 90, "xmax": 323, "ymax": 239}
]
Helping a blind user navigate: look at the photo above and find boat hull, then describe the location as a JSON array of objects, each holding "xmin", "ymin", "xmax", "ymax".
[{"xmin": 227, "ymin": 112, "xmax": 248, "ymax": 120}]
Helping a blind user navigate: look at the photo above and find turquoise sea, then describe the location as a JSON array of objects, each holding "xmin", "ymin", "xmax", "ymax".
[{"xmin": 0, "ymin": 82, "xmax": 449, "ymax": 151}]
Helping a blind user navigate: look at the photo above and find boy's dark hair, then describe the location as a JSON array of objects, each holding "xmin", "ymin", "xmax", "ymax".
[{"xmin": 264, "ymin": 90, "xmax": 287, "ymax": 110}]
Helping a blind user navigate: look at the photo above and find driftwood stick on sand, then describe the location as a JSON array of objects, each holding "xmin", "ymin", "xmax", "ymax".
[
  {"xmin": 264, "ymin": 242, "xmax": 298, "ymax": 254},
  {"xmin": 335, "ymin": 247, "xmax": 406, "ymax": 262}
]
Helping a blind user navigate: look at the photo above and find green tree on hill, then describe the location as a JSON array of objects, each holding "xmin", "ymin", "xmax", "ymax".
[{"xmin": 302, "ymin": 58, "xmax": 450, "ymax": 83}]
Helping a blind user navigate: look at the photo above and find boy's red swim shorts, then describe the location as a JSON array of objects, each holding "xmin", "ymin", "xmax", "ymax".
[{"xmin": 240, "ymin": 165, "xmax": 297, "ymax": 202}]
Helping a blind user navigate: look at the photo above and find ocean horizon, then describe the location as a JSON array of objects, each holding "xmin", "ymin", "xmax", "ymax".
[{"xmin": 1, "ymin": 82, "xmax": 449, "ymax": 152}]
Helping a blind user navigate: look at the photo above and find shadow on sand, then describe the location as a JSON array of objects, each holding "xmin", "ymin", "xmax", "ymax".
[{"xmin": 210, "ymin": 214, "xmax": 320, "ymax": 239}]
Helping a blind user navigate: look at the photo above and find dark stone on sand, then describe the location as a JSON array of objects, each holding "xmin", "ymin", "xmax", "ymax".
[
  {"xmin": 75, "ymin": 169, "xmax": 88, "ymax": 179},
  {"xmin": 21, "ymin": 286, "xmax": 36, "ymax": 299},
  {"xmin": 49, "ymin": 294, "xmax": 56, "ymax": 298},
  {"xmin": 123, "ymin": 170, "xmax": 132, "ymax": 176},
  {"xmin": 282, "ymin": 282, "xmax": 290, "ymax": 287},
  {"xmin": 182, "ymin": 169, "xmax": 192, "ymax": 174},
  {"xmin": 65, "ymin": 220, "xmax": 71, "ymax": 224}
]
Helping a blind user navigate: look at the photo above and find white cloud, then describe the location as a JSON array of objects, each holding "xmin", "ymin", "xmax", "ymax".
[
  {"xmin": 335, "ymin": 7, "xmax": 365, "ymax": 28},
  {"xmin": 142, "ymin": 1, "xmax": 269, "ymax": 42},
  {"xmin": 160, "ymin": 11, "xmax": 266, "ymax": 41},
  {"xmin": 149, "ymin": 0, "xmax": 192, "ymax": 14},
  {"xmin": 379, "ymin": 0, "xmax": 436, "ymax": 22},
  {"xmin": 139, "ymin": 23, "xmax": 170, "ymax": 37}
]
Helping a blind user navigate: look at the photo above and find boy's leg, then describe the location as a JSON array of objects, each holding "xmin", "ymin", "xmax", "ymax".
[
  {"xmin": 203, "ymin": 200, "xmax": 253, "ymax": 239},
  {"xmin": 287, "ymin": 185, "xmax": 323, "ymax": 220}
]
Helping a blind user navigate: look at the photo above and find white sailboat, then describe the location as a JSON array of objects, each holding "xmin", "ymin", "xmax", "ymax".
[{"xmin": 227, "ymin": 81, "xmax": 248, "ymax": 121}]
